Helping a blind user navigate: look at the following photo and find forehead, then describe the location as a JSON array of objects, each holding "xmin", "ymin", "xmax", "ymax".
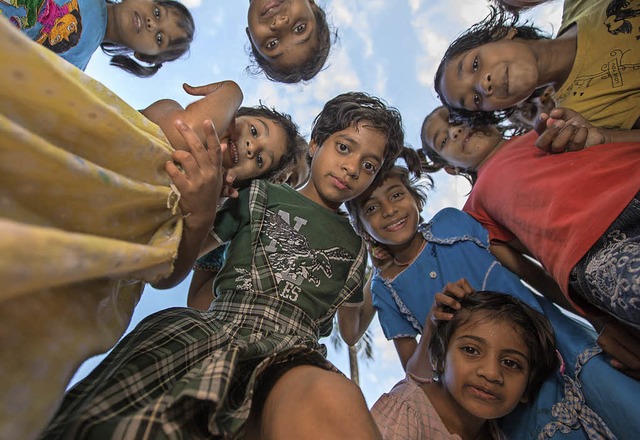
[
  {"xmin": 270, "ymin": 28, "xmax": 319, "ymax": 70},
  {"xmin": 348, "ymin": 123, "xmax": 387, "ymax": 160},
  {"xmin": 423, "ymin": 107, "xmax": 450, "ymax": 149},
  {"xmin": 452, "ymin": 311, "xmax": 530, "ymax": 355}
]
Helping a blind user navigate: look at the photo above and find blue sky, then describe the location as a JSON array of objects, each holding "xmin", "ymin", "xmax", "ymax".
[{"xmin": 72, "ymin": 0, "xmax": 562, "ymax": 406}]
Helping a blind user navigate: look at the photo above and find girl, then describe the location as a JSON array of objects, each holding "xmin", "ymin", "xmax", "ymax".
[
  {"xmin": 422, "ymin": 105, "xmax": 640, "ymax": 374},
  {"xmin": 344, "ymin": 164, "xmax": 640, "ymax": 438},
  {"xmin": 371, "ymin": 287, "xmax": 558, "ymax": 440},
  {"xmin": 434, "ymin": 2, "xmax": 640, "ymax": 130},
  {"xmin": 0, "ymin": 20, "xmax": 301, "ymax": 439},
  {"xmin": 246, "ymin": 0, "xmax": 333, "ymax": 83},
  {"xmin": 39, "ymin": 91, "xmax": 405, "ymax": 439},
  {"xmin": 0, "ymin": 0, "xmax": 194, "ymax": 75}
]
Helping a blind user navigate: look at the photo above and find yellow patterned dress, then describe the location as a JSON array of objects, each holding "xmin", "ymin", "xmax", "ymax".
[{"xmin": 0, "ymin": 19, "xmax": 183, "ymax": 439}]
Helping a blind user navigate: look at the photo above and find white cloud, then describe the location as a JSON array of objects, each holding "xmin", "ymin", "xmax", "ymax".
[{"xmin": 181, "ymin": 0, "xmax": 202, "ymax": 7}]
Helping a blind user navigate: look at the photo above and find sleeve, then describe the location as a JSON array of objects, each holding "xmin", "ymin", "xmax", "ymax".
[
  {"xmin": 463, "ymin": 193, "xmax": 515, "ymax": 244},
  {"xmin": 371, "ymin": 276, "xmax": 419, "ymax": 340},
  {"xmin": 344, "ymin": 243, "xmax": 366, "ymax": 305},
  {"xmin": 370, "ymin": 383, "xmax": 425, "ymax": 440},
  {"xmin": 210, "ymin": 186, "xmax": 251, "ymax": 244},
  {"xmin": 194, "ymin": 244, "xmax": 227, "ymax": 271}
]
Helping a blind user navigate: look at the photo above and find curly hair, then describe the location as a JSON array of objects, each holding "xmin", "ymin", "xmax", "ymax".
[
  {"xmin": 429, "ymin": 291, "xmax": 558, "ymax": 402},
  {"xmin": 234, "ymin": 105, "xmax": 304, "ymax": 185},
  {"xmin": 102, "ymin": 0, "xmax": 194, "ymax": 78},
  {"xmin": 246, "ymin": 1, "xmax": 334, "ymax": 84},
  {"xmin": 311, "ymin": 91, "xmax": 405, "ymax": 179},
  {"xmin": 433, "ymin": 6, "xmax": 549, "ymax": 127}
]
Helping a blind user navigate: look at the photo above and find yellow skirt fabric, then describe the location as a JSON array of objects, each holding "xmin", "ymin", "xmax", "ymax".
[{"xmin": 0, "ymin": 20, "xmax": 183, "ymax": 439}]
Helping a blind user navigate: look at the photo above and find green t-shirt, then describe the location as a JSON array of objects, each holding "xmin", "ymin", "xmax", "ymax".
[{"xmin": 211, "ymin": 181, "xmax": 365, "ymax": 320}]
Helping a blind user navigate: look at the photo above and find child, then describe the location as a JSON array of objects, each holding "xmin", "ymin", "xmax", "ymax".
[
  {"xmin": 0, "ymin": 19, "xmax": 301, "ymax": 439},
  {"xmin": 246, "ymin": 0, "xmax": 333, "ymax": 83},
  {"xmin": 421, "ymin": 105, "xmax": 640, "ymax": 373},
  {"xmin": 0, "ymin": 0, "xmax": 194, "ymax": 75},
  {"xmin": 371, "ymin": 287, "xmax": 558, "ymax": 440},
  {"xmin": 434, "ymin": 2, "xmax": 640, "ymax": 130},
  {"xmin": 187, "ymin": 135, "xmax": 311, "ymax": 311},
  {"xmin": 344, "ymin": 164, "xmax": 639, "ymax": 438},
  {"xmin": 39, "ymin": 91, "xmax": 405, "ymax": 439}
]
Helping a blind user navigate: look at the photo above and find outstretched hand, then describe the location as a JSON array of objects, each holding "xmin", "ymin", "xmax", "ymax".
[
  {"xmin": 588, "ymin": 314, "xmax": 640, "ymax": 380},
  {"xmin": 535, "ymin": 107, "xmax": 607, "ymax": 153}
]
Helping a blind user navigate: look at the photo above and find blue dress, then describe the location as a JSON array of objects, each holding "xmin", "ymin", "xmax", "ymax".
[
  {"xmin": 0, "ymin": 0, "xmax": 107, "ymax": 69},
  {"xmin": 372, "ymin": 208, "xmax": 640, "ymax": 439}
]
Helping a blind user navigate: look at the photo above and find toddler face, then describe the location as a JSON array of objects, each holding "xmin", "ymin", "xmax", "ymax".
[
  {"xmin": 246, "ymin": 0, "xmax": 319, "ymax": 72},
  {"xmin": 441, "ymin": 311, "xmax": 530, "ymax": 421}
]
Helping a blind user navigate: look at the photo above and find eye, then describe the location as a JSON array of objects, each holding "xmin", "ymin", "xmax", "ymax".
[
  {"xmin": 461, "ymin": 346, "xmax": 479, "ymax": 356},
  {"xmin": 293, "ymin": 23, "xmax": 307, "ymax": 34},
  {"xmin": 439, "ymin": 135, "xmax": 448, "ymax": 150},
  {"xmin": 502, "ymin": 358, "xmax": 524, "ymax": 370},
  {"xmin": 362, "ymin": 162, "xmax": 377, "ymax": 174},
  {"xmin": 364, "ymin": 204, "xmax": 379, "ymax": 215},
  {"xmin": 154, "ymin": 7, "xmax": 161, "ymax": 19},
  {"xmin": 266, "ymin": 39, "xmax": 278, "ymax": 50},
  {"xmin": 256, "ymin": 153, "xmax": 264, "ymax": 168},
  {"xmin": 250, "ymin": 125, "xmax": 258, "ymax": 137},
  {"xmin": 390, "ymin": 191, "xmax": 404, "ymax": 201},
  {"xmin": 472, "ymin": 55, "xmax": 478, "ymax": 72},
  {"xmin": 337, "ymin": 143, "xmax": 349, "ymax": 154},
  {"xmin": 156, "ymin": 33, "xmax": 163, "ymax": 45}
]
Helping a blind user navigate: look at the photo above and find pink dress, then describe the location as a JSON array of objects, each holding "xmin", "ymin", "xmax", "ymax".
[{"xmin": 371, "ymin": 373, "xmax": 505, "ymax": 440}]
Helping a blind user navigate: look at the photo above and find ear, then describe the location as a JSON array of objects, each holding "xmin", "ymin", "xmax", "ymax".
[
  {"xmin": 520, "ymin": 392, "xmax": 530, "ymax": 404},
  {"xmin": 444, "ymin": 165, "xmax": 459, "ymax": 176},
  {"xmin": 505, "ymin": 28, "xmax": 517, "ymax": 40},
  {"xmin": 133, "ymin": 52, "xmax": 142, "ymax": 61},
  {"xmin": 308, "ymin": 139, "xmax": 319, "ymax": 157}
]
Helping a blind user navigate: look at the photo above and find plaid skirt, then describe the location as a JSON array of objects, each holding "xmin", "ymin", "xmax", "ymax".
[{"xmin": 39, "ymin": 290, "xmax": 336, "ymax": 440}]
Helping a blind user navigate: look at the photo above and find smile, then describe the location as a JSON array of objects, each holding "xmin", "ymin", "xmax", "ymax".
[
  {"xmin": 228, "ymin": 140, "xmax": 239, "ymax": 166},
  {"xmin": 468, "ymin": 385, "xmax": 500, "ymax": 402},
  {"xmin": 134, "ymin": 11, "xmax": 142, "ymax": 33},
  {"xmin": 261, "ymin": 0, "xmax": 284, "ymax": 18},
  {"xmin": 384, "ymin": 217, "xmax": 406, "ymax": 232}
]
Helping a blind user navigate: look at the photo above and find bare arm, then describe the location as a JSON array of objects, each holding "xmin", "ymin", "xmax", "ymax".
[
  {"xmin": 141, "ymin": 80, "xmax": 243, "ymax": 152},
  {"xmin": 489, "ymin": 240, "xmax": 578, "ymax": 314},
  {"xmin": 187, "ymin": 267, "xmax": 217, "ymax": 310},
  {"xmin": 338, "ymin": 271, "xmax": 377, "ymax": 346}
]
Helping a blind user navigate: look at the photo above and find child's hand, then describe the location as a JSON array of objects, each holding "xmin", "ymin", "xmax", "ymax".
[
  {"xmin": 535, "ymin": 107, "xmax": 607, "ymax": 153},
  {"xmin": 428, "ymin": 279, "xmax": 475, "ymax": 325},
  {"xmin": 166, "ymin": 119, "xmax": 226, "ymax": 228},
  {"xmin": 590, "ymin": 315, "xmax": 640, "ymax": 380},
  {"xmin": 366, "ymin": 241, "xmax": 392, "ymax": 268}
]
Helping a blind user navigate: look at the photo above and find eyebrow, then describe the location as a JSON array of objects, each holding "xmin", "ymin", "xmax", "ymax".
[
  {"xmin": 456, "ymin": 334, "xmax": 529, "ymax": 360},
  {"xmin": 257, "ymin": 118, "xmax": 276, "ymax": 167},
  {"xmin": 257, "ymin": 118, "xmax": 270, "ymax": 136},
  {"xmin": 457, "ymin": 55, "xmax": 466, "ymax": 108},
  {"xmin": 431, "ymin": 129, "xmax": 439, "ymax": 151}
]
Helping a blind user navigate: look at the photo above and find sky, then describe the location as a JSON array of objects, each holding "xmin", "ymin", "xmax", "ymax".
[{"xmin": 71, "ymin": 0, "xmax": 563, "ymax": 406}]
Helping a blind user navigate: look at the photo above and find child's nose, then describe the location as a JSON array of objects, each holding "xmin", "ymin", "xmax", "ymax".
[
  {"xmin": 341, "ymin": 160, "xmax": 359, "ymax": 179},
  {"xmin": 476, "ymin": 361, "xmax": 502, "ymax": 383},
  {"xmin": 146, "ymin": 16, "xmax": 155, "ymax": 31},
  {"xmin": 481, "ymin": 73, "xmax": 493, "ymax": 96},
  {"xmin": 448, "ymin": 126, "xmax": 462, "ymax": 139},
  {"xmin": 270, "ymin": 15, "xmax": 289, "ymax": 30}
]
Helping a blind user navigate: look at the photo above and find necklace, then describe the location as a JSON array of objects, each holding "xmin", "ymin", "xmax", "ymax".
[{"xmin": 392, "ymin": 239, "xmax": 427, "ymax": 268}]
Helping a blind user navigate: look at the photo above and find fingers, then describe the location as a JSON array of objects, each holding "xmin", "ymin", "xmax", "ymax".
[
  {"xmin": 535, "ymin": 119, "xmax": 587, "ymax": 153},
  {"xmin": 182, "ymin": 81, "xmax": 224, "ymax": 97},
  {"xmin": 597, "ymin": 322, "xmax": 640, "ymax": 377},
  {"xmin": 430, "ymin": 279, "xmax": 476, "ymax": 322}
]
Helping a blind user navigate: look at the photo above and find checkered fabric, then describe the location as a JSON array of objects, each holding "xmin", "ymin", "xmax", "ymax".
[{"xmin": 40, "ymin": 180, "xmax": 365, "ymax": 439}]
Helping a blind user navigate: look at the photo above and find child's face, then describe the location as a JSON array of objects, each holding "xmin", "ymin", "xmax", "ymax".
[
  {"xmin": 423, "ymin": 107, "xmax": 503, "ymax": 171},
  {"xmin": 225, "ymin": 115, "xmax": 288, "ymax": 182},
  {"xmin": 441, "ymin": 312, "xmax": 530, "ymax": 421},
  {"xmin": 300, "ymin": 124, "xmax": 386, "ymax": 211},
  {"xmin": 111, "ymin": 0, "xmax": 188, "ymax": 56},
  {"xmin": 246, "ymin": 0, "xmax": 318, "ymax": 71},
  {"xmin": 439, "ymin": 31, "xmax": 539, "ymax": 112},
  {"xmin": 358, "ymin": 176, "xmax": 420, "ymax": 249}
]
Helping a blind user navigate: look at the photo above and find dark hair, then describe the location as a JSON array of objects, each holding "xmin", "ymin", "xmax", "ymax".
[
  {"xmin": 419, "ymin": 106, "xmax": 478, "ymax": 186},
  {"xmin": 345, "ymin": 161, "xmax": 432, "ymax": 240},
  {"xmin": 429, "ymin": 291, "xmax": 558, "ymax": 401},
  {"xmin": 234, "ymin": 105, "xmax": 304, "ymax": 185},
  {"xmin": 311, "ymin": 92, "xmax": 405, "ymax": 179},
  {"xmin": 433, "ymin": 6, "xmax": 549, "ymax": 127},
  {"xmin": 247, "ymin": 2, "xmax": 334, "ymax": 84},
  {"xmin": 41, "ymin": 10, "xmax": 83, "ymax": 51},
  {"xmin": 102, "ymin": 0, "xmax": 194, "ymax": 78}
]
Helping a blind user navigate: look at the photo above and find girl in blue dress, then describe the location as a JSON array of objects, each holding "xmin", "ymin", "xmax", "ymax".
[{"xmin": 344, "ymin": 164, "xmax": 640, "ymax": 439}]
